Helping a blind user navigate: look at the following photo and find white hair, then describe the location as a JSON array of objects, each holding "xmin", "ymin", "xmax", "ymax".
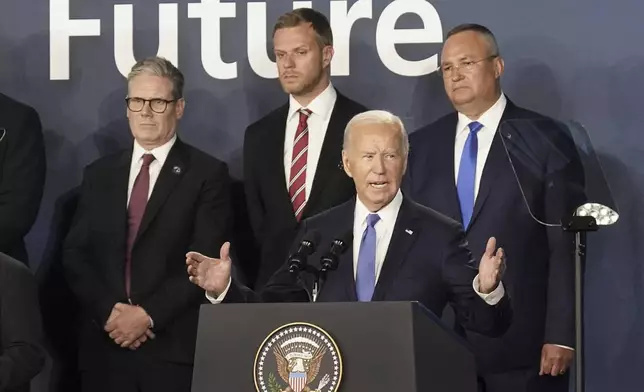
[{"xmin": 343, "ymin": 110, "xmax": 409, "ymax": 154}]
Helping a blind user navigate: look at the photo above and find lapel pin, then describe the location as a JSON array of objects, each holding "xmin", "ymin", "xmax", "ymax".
[
  {"xmin": 405, "ymin": 229, "xmax": 413, "ymax": 235},
  {"xmin": 172, "ymin": 166, "xmax": 182, "ymax": 175}
]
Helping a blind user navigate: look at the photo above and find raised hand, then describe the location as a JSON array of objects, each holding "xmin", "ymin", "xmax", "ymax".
[
  {"xmin": 478, "ymin": 237, "xmax": 506, "ymax": 294},
  {"xmin": 186, "ymin": 242, "xmax": 232, "ymax": 296}
]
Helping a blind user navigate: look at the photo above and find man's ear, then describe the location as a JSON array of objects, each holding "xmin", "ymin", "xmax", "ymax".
[
  {"xmin": 341, "ymin": 150, "xmax": 353, "ymax": 178},
  {"xmin": 322, "ymin": 46, "xmax": 334, "ymax": 69}
]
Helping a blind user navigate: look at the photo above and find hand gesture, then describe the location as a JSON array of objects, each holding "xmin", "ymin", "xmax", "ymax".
[
  {"xmin": 186, "ymin": 242, "xmax": 232, "ymax": 296},
  {"xmin": 478, "ymin": 237, "xmax": 505, "ymax": 294}
]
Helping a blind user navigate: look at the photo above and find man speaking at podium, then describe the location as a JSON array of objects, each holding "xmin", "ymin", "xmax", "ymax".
[{"xmin": 187, "ymin": 110, "xmax": 512, "ymax": 340}]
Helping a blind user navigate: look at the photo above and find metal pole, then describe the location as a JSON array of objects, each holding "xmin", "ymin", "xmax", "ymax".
[{"xmin": 574, "ymin": 231, "xmax": 586, "ymax": 392}]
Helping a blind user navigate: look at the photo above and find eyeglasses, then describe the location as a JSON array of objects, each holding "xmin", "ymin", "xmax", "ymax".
[
  {"xmin": 438, "ymin": 55, "xmax": 498, "ymax": 77},
  {"xmin": 125, "ymin": 97, "xmax": 179, "ymax": 113}
]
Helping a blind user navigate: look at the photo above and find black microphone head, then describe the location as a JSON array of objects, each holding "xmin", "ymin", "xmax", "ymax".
[
  {"xmin": 288, "ymin": 230, "xmax": 321, "ymax": 273},
  {"xmin": 320, "ymin": 231, "xmax": 353, "ymax": 272},
  {"xmin": 331, "ymin": 230, "xmax": 353, "ymax": 254},
  {"xmin": 300, "ymin": 229, "xmax": 321, "ymax": 255}
]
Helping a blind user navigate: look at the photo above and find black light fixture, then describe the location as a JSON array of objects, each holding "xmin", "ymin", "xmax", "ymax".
[{"xmin": 565, "ymin": 203, "xmax": 619, "ymax": 392}]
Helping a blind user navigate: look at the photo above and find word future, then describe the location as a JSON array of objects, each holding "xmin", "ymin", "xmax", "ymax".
[{"xmin": 50, "ymin": 0, "xmax": 443, "ymax": 80}]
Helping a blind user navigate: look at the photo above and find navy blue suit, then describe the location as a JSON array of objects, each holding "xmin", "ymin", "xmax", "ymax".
[
  {"xmin": 404, "ymin": 99, "xmax": 581, "ymax": 391},
  {"xmin": 224, "ymin": 196, "xmax": 512, "ymax": 339}
]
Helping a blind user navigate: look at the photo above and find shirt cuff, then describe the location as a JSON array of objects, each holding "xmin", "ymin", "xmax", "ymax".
[
  {"xmin": 473, "ymin": 274, "xmax": 505, "ymax": 305},
  {"xmin": 205, "ymin": 278, "xmax": 232, "ymax": 304},
  {"xmin": 552, "ymin": 344, "xmax": 574, "ymax": 351}
]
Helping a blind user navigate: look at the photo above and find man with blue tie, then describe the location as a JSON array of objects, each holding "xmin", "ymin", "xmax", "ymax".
[
  {"xmin": 403, "ymin": 24, "xmax": 575, "ymax": 392},
  {"xmin": 186, "ymin": 110, "xmax": 512, "ymax": 341}
]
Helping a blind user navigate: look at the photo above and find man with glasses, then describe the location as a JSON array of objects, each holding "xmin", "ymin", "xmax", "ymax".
[
  {"xmin": 403, "ymin": 24, "xmax": 575, "ymax": 392},
  {"xmin": 64, "ymin": 56, "xmax": 232, "ymax": 392}
]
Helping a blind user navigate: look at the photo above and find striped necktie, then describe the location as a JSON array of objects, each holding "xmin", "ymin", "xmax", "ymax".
[{"xmin": 289, "ymin": 108, "xmax": 312, "ymax": 221}]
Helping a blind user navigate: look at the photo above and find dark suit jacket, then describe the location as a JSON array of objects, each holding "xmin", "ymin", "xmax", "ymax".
[
  {"xmin": 0, "ymin": 94, "xmax": 46, "ymax": 264},
  {"xmin": 0, "ymin": 252, "xmax": 45, "ymax": 392},
  {"xmin": 243, "ymin": 91, "xmax": 367, "ymax": 289},
  {"xmin": 404, "ymin": 99, "xmax": 580, "ymax": 373},
  {"xmin": 223, "ymin": 197, "xmax": 512, "ymax": 339},
  {"xmin": 63, "ymin": 138, "xmax": 231, "ymax": 371}
]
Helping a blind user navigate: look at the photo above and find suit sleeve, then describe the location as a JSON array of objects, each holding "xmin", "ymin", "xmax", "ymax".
[
  {"xmin": 63, "ymin": 168, "xmax": 120, "ymax": 327},
  {"xmin": 243, "ymin": 126, "xmax": 265, "ymax": 244},
  {"xmin": 0, "ymin": 106, "xmax": 46, "ymax": 253},
  {"xmin": 0, "ymin": 260, "xmax": 45, "ymax": 389},
  {"xmin": 443, "ymin": 228, "xmax": 513, "ymax": 337},
  {"xmin": 140, "ymin": 162, "xmax": 232, "ymax": 331},
  {"xmin": 542, "ymin": 128, "xmax": 584, "ymax": 348}
]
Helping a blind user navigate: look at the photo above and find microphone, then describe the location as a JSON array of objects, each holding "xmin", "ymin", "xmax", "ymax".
[
  {"xmin": 313, "ymin": 231, "xmax": 352, "ymax": 302},
  {"xmin": 320, "ymin": 231, "xmax": 353, "ymax": 273},
  {"xmin": 287, "ymin": 230, "xmax": 321, "ymax": 273}
]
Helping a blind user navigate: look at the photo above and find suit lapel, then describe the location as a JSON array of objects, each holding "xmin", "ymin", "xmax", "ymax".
[
  {"xmin": 267, "ymin": 104, "xmax": 297, "ymax": 222},
  {"xmin": 134, "ymin": 139, "xmax": 189, "ymax": 244},
  {"xmin": 302, "ymin": 95, "xmax": 347, "ymax": 218},
  {"xmin": 434, "ymin": 114, "xmax": 463, "ymax": 224},
  {"xmin": 469, "ymin": 136, "xmax": 505, "ymax": 227},
  {"xmin": 469, "ymin": 102, "xmax": 519, "ymax": 228},
  {"xmin": 371, "ymin": 199, "xmax": 419, "ymax": 301},
  {"xmin": 109, "ymin": 150, "xmax": 132, "ymax": 249},
  {"xmin": 325, "ymin": 200, "xmax": 357, "ymax": 301}
]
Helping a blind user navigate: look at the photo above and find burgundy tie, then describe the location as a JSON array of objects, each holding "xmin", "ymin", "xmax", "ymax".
[
  {"xmin": 289, "ymin": 108, "xmax": 311, "ymax": 221},
  {"xmin": 125, "ymin": 153, "xmax": 155, "ymax": 298}
]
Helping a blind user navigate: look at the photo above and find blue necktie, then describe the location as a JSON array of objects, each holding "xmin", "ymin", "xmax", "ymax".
[
  {"xmin": 356, "ymin": 213, "xmax": 380, "ymax": 301},
  {"xmin": 457, "ymin": 121, "xmax": 483, "ymax": 228}
]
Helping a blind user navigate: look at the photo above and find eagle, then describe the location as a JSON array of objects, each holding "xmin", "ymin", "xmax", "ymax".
[{"xmin": 274, "ymin": 346, "xmax": 327, "ymax": 392}]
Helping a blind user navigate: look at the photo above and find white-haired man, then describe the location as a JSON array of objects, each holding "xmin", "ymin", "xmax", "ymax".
[{"xmin": 187, "ymin": 110, "xmax": 512, "ymax": 342}]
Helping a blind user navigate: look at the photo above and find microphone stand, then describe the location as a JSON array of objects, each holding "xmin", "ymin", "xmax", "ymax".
[
  {"xmin": 314, "ymin": 240, "xmax": 347, "ymax": 302},
  {"xmin": 288, "ymin": 253, "xmax": 314, "ymax": 302},
  {"xmin": 311, "ymin": 269, "xmax": 326, "ymax": 303},
  {"xmin": 563, "ymin": 215, "xmax": 597, "ymax": 392}
]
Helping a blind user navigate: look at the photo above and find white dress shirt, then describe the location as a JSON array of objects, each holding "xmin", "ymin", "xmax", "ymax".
[
  {"xmin": 352, "ymin": 190, "xmax": 403, "ymax": 281},
  {"xmin": 283, "ymin": 83, "xmax": 337, "ymax": 200},
  {"xmin": 207, "ymin": 191, "xmax": 505, "ymax": 305},
  {"xmin": 454, "ymin": 93, "xmax": 507, "ymax": 198},
  {"xmin": 127, "ymin": 134, "xmax": 177, "ymax": 204}
]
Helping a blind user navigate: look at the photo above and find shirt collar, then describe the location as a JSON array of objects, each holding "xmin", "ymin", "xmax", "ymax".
[
  {"xmin": 354, "ymin": 189, "xmax": 404, "ymax": 229},
  {"xmin": 132, "ymin": 133, "xmax": 177, "ymax": 167},
  {"xmin": 287, "ymin": 82, "xmax": 337, "ymax": 122},
  {"xmin": 456, "ymin": 92, "xmax": 507, "ymax": 137}
]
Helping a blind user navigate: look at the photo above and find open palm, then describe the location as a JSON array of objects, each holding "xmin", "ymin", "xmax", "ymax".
[{"xmin": 186, "ymin": 242, "xmax": 232, "ymax": 295}]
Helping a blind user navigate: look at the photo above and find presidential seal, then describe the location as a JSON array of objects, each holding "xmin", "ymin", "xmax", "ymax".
[{"xmin": 254, "ymin": 322, "xmax": 342, "ymax": 392}]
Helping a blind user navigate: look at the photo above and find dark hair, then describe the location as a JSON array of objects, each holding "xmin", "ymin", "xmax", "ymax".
[
  {"xmin": 272, "ymin": 8, "xmax": 333, "ymax": 47},
  {"xmin": 446, "ymin": 23, "xmax": 500, "ymax": 56}
]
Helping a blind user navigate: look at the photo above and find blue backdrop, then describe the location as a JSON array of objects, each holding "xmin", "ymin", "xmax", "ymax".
[{"xmin": 1, "ymin": 1, "xmax": 641, "ymax": 391}]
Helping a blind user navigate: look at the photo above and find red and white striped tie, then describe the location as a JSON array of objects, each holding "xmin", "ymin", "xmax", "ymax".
[{"xmin": 289, "ymin": 108, "xmax": 312, "ymax": 221}]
